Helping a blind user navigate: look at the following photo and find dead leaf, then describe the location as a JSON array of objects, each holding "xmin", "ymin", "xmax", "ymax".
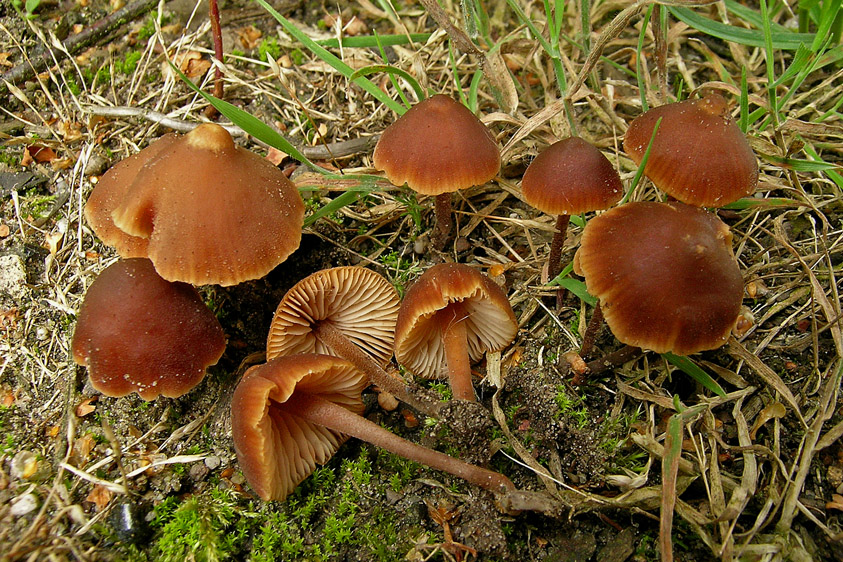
[
  {"xmin": 826, "ymin": 494, "xmax": 843, "ymax": 512},
  {"xmin": 1, "ymin": 388, "xmax": 14, "ymax": 408},
  {"xmin": 265, "ymin": 146, "xmax": 288, "ymax": 167},
  {"xmin": 237, "ymin": 26, "xmax": 262, "ymax": 50},
  {"xmin": 44, "ymin": 231, "xmax": 64, "ymax": 256},
  {"xmin": 72, "ymin": 433, "xmax": 97, "ymax": 465},
  {"xmin": 0, "ymin": 223, "xmax": 9, "ymax": 237},
  {"xmin": 51, "ymin": 157, "xmax": 75, "ymax": 171},
  {"xmin": 173, "ymin": 51, "xmax": 211, "ymax": 80},
  {"xmin": 0, "ymin": 52, "xmax": 12, "ymax": 67},
  {"xmin": 86, "ymin": 484, "xmax": 112, "ymax": 512},
  {"xmin": 76, "ymin": 396, "xmax": 98, "ymax": 418},
  {"xmin": 57, "ymin": 121, "xmax": 84, "ymax": 143},
  {"xmin": 21, "ymin": 145, "xmax": 57, "ymax": 167},
  {"xmin": 749, "ymin": 402, "xmax": 787, "ymax": 440}
]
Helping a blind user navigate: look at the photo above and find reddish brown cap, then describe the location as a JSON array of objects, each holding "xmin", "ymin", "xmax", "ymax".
[
  {"xmin": 394, "ymin": 263, "xmax": 517, "ymax": 378},
  {"xmin": 71, "ymin": 258, "xmax": 226, "ymax": 400},
  {"xmin": 267, "ymin": 267, "xmax": 399, "ymax": 365},
  {"xmin": 231, "ymin": 354, "xmax": 367, "ymax": 501},
  {"xmin": 373, "ymin": 95, "xmax": 500, "ymax": 196},
  {"xmin": 624, "ymin": 94, "xmax": 758, "ymax": 207},
  {"xmin": 574, "ymin": 201, "xmax": 743, "ymax": 354},
  {"xmin": 97, "ymin": 123, "xmax": 304, "ymax": 286},
  {"xmin": 521, "ymin": 137, "xmax": 623, "ymax": 215},
  {"xmin": 84, "ymin": 134, "xmax": 180, "ymax": 258}
]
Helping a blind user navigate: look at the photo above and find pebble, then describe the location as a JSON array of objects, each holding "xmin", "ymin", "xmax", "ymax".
[
  {"xmin": 204, "ymin": 455, "xmax": 221, "ymax": 470},
  {"xmin": 10, "ymin": 493, "xmax": 38, "ymax": 517},
  {"xmin": 0, "ymin": 254, "xmax": 27, "ymax": 302}
]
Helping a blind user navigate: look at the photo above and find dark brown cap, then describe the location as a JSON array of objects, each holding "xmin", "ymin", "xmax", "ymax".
[
  {"xmin": 522, "ymin": 137, "xmax": 623, "ymax": 215},
  {"xmin": 624, "ymin": 94, "xmax": 758, "ymax": 207},
  {"xmin": 71, "ymin": 258, "xmax": 226, "ymax": 400},
  {"xmin": 91, "ymin": 124, "xmax": 304, "ymax": 286},
  {"xmin": 373, "ymin": 95, "xmax": 500, "ymax": 196},
  {"xmin": 574, "ymin": 201, "xmax": 743, "ymax": 354},
  {"xmin": 394, "ymin": 263, "xmax": 517, "ymax": 378}
]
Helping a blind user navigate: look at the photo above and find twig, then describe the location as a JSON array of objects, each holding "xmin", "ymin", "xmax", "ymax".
[
  {"xmin": 85, "ymin": 105, "xmax": 379, "ymax": 159},
  {"xmin": 0, "ymin": 0, "xmax": 158, "ymax": 96}
]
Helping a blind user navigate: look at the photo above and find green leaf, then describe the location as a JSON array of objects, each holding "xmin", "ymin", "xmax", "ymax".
[
  {"xmin": 556, "ymin": 277, "xmax": 597, "ymax": 307},
  {"xmin": 622, "ymin": 117, "xmax": 663, "ymax": 204},
  {"xmin": 721, "ymin": 197, "xmax": 803, "ymax": 209},
  {"xmin": 253, "ymin": 0, "xmax": 406, "ymax": 115},
  {"xmin": 759, "ymin": 153, "xmax": 843, "ymax": 172},
  {"xmin": 662, "ymin": 353, "xmax": 726, "ymax": 397},
  {"xmin": 349, "ymin": 65, "xmax": 426, "ymax": 101},
  {"xmin": 303, "ymin": 186, "xmax": 375, "ymax": 228},
  {"xmin": 669, "ymin": 7, "xmax": 816, "ymax": 50},
  {"xmin": 315, "ymin": 33, "xmax": 433, "ymax": 49}
]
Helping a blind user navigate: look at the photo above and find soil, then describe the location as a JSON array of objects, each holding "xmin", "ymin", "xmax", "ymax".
[{"xmin": 1, "ymin": 0, "xmax": 842, "ymax": 561}]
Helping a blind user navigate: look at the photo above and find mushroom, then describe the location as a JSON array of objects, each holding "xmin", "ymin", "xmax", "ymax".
[
  {"xmin": 86, "ymin": 123, "xmax": 305, "ymax": 286},
  {"xmin": 267, "ymin": 267, "xmax": 440, "ymax": 417},
  {"xmin": 373, "ymin": 95, "xmax": 500, "ymax": 250},
  {"xmin": 521, "ymin": 137, "xmax": 623, "ymax": 298},
  {"xmin": 624, "ymin": 93, "xmax": 758, "ymax": 207},
  {"xmin": 71, "ymin": 258, "xmax": 226, "ymax": 400},
  {"xmin": 573, "ymin": 201, "xmax": 743, "ymax": 355},
  {"xmin": 394, "ymin": 263, "xmax": 518, "ymax": 401},
  {"xmin": 231, "ymin": 353, "xmax": 515, "ymax": 501}
]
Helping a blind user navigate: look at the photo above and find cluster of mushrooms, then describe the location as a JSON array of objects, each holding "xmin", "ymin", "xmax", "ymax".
[{"xmin": 71, "ymin": 91, "xmax": 757, "ymax": 503}]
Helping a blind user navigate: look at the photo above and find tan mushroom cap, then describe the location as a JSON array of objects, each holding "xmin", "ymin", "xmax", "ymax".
[
  {"xmin": 373, "ymin": 95, "xmax": 500, "ymax": 196},
  {"xmin": 521, "ymin": 137, "xmax": 623, "ymax": 215},
  {"xmin": 623, "ymin": 93, "xmax": 758, "ymax": 207},
  {"xmin": 84, "ymin": 134, "xmax": 180, "ymax": 258},
  {"xmin": 267, "ymin": 267, "xmax": 400, "ymax": 366},
  {"xmin": 230, "ymin": 354, "xmax": 367, "ymax": 501},
  {"xmin": 96, "ymin": 123, "xmax": 304, "ymax": 286},
  {"xmin": 394, "ymin": 263, "xmax": 517, "ymax": 379},
  {"xmin": 574, "ymin": 201, "xmax": 743, "ymax": 355},
  {"xmin": 71, "ymin": 258, "xmax": 226, "ymax": 400}
]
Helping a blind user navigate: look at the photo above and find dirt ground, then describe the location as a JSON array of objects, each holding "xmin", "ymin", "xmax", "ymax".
[{"xmin": 0, "ymin": 0, "xmax": 842, "ymax": 560}]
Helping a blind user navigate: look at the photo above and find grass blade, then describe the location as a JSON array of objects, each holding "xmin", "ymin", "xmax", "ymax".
[
  {"xmin": 662, "ymin": 353, "xmax": 726, "ymax": 397},
  {"xmin": 315, "ymin": 33, "xmax": 433, "ymax": 48},
  {"xmin": 669, "ymin": 7, "xmax": 816, "ymax": 50}
]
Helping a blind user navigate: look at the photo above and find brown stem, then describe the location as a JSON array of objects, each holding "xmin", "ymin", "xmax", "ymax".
[
  {"xmin": 205, "ymin": 0, "xmax": 224, "ymax": 119},
  {"xmin": 440, "ymin": 304, "xmax": 475, "ymax": 401},
  {"xmin": 579, "ymin": 302, "xmax": 604, "ymax": 358},
  {"xmin": 313, "ymin": 322, "xmax": 442, "ymax": 418},
  {"xmin": 285, "ymin": 392, "xmax": 515, "ymax": 494},
  {"xmin": 585, "ymin": 345, "xmax": 643, "ymax": 377},
  {"xmin": 549, "ymin": 214, "xmax": 570, "ymax": 308},
  {"xmin": 433, "ymin": 193, "xmax": 453, "ymax": 251}
]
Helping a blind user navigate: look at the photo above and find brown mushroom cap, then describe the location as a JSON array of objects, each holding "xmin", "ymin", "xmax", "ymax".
[
  {"xmin": 372, "ymin": 95, "xmax": 500, "ymax": 196},
  {"xmin": 623, "ymin": 93, "xmax": 758, "ymax": 207},
  {"xmin": 94, "ymin": 123, "xmax": 304, "ymax": 286},
  {"xmin": 521, "ymin": 137, "xmax": 623, "ymax": 215},
  {"xmin": 230, "ymin": 354, "xmax": 367, "ymax": 501},
  {"xmin": 266, "ymin": 266, "xmax": 400, "ymax": 366},
  {"xmin": 573, "ymin": 201, "xmax": 743, "ymax": 355},
  {"xmin": 84, "ymin": 134, "xmax": 180, "ymax": 258},
  {"xmin": 71, "ymin": 258, "xmax": 226, "ymax": 400},
  {"xmin": 394, "ymin": 263, "xmax": 517, "ymax": 378}
]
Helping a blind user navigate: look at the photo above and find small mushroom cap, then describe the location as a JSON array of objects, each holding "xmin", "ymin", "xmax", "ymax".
[
  {"xmin": 521, "ymin": 137, "xmax": 623, "ymax": 215},
  {"xmin": 267, "ymin": 267, "xmax": 400, "ymax": 366},
  {"xmin": 623, "ymin": 93, "xmax": 758, "ymax": 207},
  {"xmin": 103, "ymin": 123, "xmax": 304, "ymax": 286},
  {"xmin": 574, "ymin": 201, "xmax": 743, "ymax": 355},
  {"xmin": 230, "ymin": 354, "xmax": 367, "ymax": 501},
  {"xmin": 84, "ymin": 134, "xmax": 180, "ymax": 258},
  {"xmin": 373, "ymin": 95, "xmax": 500, "ymax": 196},
  {"xmin": 394, "ymin": 263, "xmax": 517, "ymax": 379},
  {"xmin": 71, "ymin": 258, "xmax": 226, "ymax": 400}
]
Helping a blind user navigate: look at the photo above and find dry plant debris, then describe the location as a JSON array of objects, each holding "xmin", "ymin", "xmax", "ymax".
[{"xmin": 0, "ymin": 0, "xmax": 841, "ymax": 560}]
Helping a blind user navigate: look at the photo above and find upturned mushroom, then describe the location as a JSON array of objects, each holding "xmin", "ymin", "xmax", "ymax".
[
  {"xmin": 521, "ymin": 137, "xmax": 623, "ymax": 299},
  {"xmin": 623, "ymin": 93, "xmax": 758, "ymax": 207},
  {"xmin": 573, "ymin": 201, "xmax": 744, "ymax": 355},
  {"xmin": 267, "ymin": 267, "xmax": 440, "ymax": 417},
  {"xmin": 72, "ymin": 258, "xmax": 226, "ymax": 400},
  {"xmin": 373, "ymin": 95, "xmax": 500, "ymax": 250},
  {"xmin": 394, "ymin": 263, "xmax": 518, "ymax": 401},
  {"xmin": 231, "ymin": 354, "xmax": 515, "ymax": 501},
  {"xmin": 86, "ymin": 123, "xmax": 305, "ymax": 286}
]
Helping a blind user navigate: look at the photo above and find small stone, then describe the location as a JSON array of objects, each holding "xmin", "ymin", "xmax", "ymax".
[
  {"xmin": 204, "ymin": 455, "xmax": 221, "ymax": 470},
  {"xmin": 10, "ymin": 493, "xmax": 38, "ymax": 516},
  {"xmin": 0, "ymin": 255, "xmax": 27, "ymax": 302},
  {"xmin": 189, "ymin": 463, "xmax": 209, "ymax": 482}
]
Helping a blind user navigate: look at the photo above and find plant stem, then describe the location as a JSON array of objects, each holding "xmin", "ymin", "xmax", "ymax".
[
  {"xmin": 313, "ymin": 321, "xmax": 442, "ymax": 417},
  {"xmin": 579, "ymin": 302, "xmax": 604, "ymax": 358},
  {"xmin": 440, "ymin": 304, "xmax": 475, "ymax": 401},
  {"xmin": 285, "ymin": 392, "xmax": 515, "ymax": 493},
  {"xmin": 205, "ymin": 0, "xmax": 224, "ymax": 119},
  {"xmin": 433, "ymin": 193, "xmax": 454, "ymax": 250}
]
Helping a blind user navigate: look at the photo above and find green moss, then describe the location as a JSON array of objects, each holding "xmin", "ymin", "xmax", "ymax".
[
  {"xmin": 116, "ymin": 51, "xmax": 143, "ymax": 75},
  {"xmin": 258, "ymin": 37, "xmax": 282, "ymax": 62}
]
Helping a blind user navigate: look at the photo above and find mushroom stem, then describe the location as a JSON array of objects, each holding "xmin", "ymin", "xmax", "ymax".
[
  {"xmin": 284, "ymin": 391, "xmax": 515, "ymax": 494},
  {"xmin": 433, "ymin": 193, "xmax": 453, "ymax": 251},
  {"xmin": 579, "ymin": 302, "xmax": 604, "ymax": 358},
  {"xmin": 549, "ymin": 214, "xmax": 571, "ymax": 308},
  {"xmin": 313, "ymin": 321, "xmax": 442, "ymax": 418},
  {"xmin": 440, "ymin": 303, "xmax": 475, "ymax": 401}
]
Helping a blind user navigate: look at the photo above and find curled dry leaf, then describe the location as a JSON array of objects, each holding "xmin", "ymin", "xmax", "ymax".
[
  {"xmin": 76, "ymin": 396, "xmax": 98, "ymax": 417},
  {"xmin": 21, "ymin": 145, "xmax": 57, "ymax": 167},
  {"xmin": 825, "ymin": 494, "xmax": 843, "ymax": 512},
  {"xmin": 749, "ymin": 402, "xmax": 787, "ymax": 441},
  {"xmin": 237, "ymin": 25, "xmax": 262, "ymax": 50},
  {"xmin": 86, "ymin": 484, "xmax": 113, "ymax": 511}
]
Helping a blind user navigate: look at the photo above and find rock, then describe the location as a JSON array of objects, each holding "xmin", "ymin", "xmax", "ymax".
[
  {"xmin": 0, "ymin": 254, "xmax": 27, "ymax": 303},
  {"xmin": 10, "ymin": 493, "xmax": 38, "ymax": 516}
]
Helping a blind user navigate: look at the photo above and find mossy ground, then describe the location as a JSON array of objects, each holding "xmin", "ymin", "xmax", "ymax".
[{"xmin": 1, "ymin": 0, "xmax": 842, "ymax": 560}]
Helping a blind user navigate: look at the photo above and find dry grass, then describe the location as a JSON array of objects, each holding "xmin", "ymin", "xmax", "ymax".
[{"xmin": 0, "ymin": 0, "xmax": 841, "ymax": 560}]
